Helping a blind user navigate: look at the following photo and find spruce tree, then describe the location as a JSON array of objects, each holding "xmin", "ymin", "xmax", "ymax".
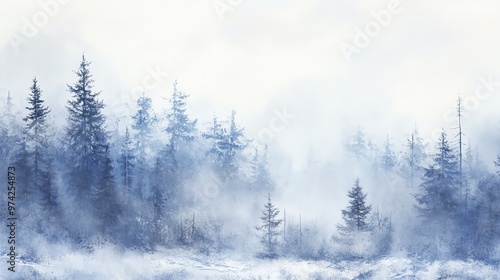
[
  {"xmin": 338, "ymin": 178, "xmax": 372, "ymax": 233},
  {"xmin": 218, "ymin": 110, "xmax": 249, "ymax": 176},
  {"xmin": 381, "ymin": 134, "xmax": 396, "ymax": 171},
  {"xmin": 166, "ymin": 80, "xmax": 197, "ymax": 165},
  {"xmin": 250, "ymin": 146, "xmax": 273, "ymax": 192},
  {"xmin": 132, "ymin": 93, "xmax": 156, "ymax": 161},
  {"xmin": 404, "ymin": 125, "xmax": 427, "ymax": 187},
  {"xmin": 255, "ymin": 193, "xmax": 283, "ymax": 258},
  {"xmin": 118, "ymin": 127, "xmax": 134, "ymax": 201},
  {"xmin": 347, "ymin": 126, "xmax": 369, "ymax": 162},
  {"xmin": 202, "ymin": 113, "xmax": 224, "ymax": 161},
  {"xmin": 415, "ymin": 130, "xmax": 460, "ymax": 219},
  {"xmin": 65, "ymin": 55, "xmax": 117, "ymax": 232},
  {"xmin": 23, "ymin": 78, "xmax": 54, "ymax": 210}
]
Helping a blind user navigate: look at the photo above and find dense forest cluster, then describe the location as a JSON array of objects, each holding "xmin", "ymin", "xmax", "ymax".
[{"xmin": 0, "ymin": 55, "xmax": 499, "ymax": 263}]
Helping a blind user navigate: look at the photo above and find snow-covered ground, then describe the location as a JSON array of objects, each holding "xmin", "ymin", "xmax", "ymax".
[{"xmin": 2, "ymin": 246, "xmax": 499, "ymax": 279}]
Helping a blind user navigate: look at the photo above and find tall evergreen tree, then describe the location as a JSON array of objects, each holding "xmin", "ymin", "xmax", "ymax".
[
  {"xmin": 65, "ymin": 55, "xmax": 117, "ymax": 232},
  {"xmin": 131, "ymin": 93, "xmax": 157, "ymax": 199},
  {"xmin": 255, "ymin": 193, "xmax": 283, "ymax": 258},
  {"xmin": 338, "ymin": 178, "xmax": 372, "ymax": 233},
  {"xmin": 118, "ymin": 127, "xmax": 134, "ymax": 201},
  {"xmin": 250, "ymin": 146, "xmax": 273, "ymax": 192},
  {"xmin": 218, "ymin": 110, "xmax": 249, "ymax": 176},
  {"xmin": 346, "ymin": 126, "xmax": 370, "ymax": 162},
  {"xmin": 404, "ymin": 125, "xmax": 427, "ymax": 187},
  {"xmin": 23, "ymin": 78, "xmax": 54, "ymax": 210},
  {"xmin": 166, "ymin": 80, "xmax": 197, "ymax": 165},
  {"xmin": 415, "ymin": 130, "xmax": 460, "ymax": 219},
  {"xmin": 132, "ymin": 93, "xmax": 156, "ymax": 160},
  {"xmin": 381, "ymin": 134, "xmax": 396, "ymax": 171},
  {"xmin": 202, "ymin": 113, "xmax": 224, "ymax": 161}
]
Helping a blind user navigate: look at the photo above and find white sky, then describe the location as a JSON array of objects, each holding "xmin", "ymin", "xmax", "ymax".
[{"xmin": 2, "ymin": 1, "xmax": 500, "ymax": 212}]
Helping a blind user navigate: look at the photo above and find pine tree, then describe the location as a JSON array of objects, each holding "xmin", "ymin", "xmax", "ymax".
[
  {"xmin": 404, "ymin": 125, "xmax": 427, "ymax": 187},
  {"xmin": 166, "ymin": 80, "xmax": 197, "ymax": 165},
  {"xmin": 118, "ymin": 127, "xmax": 134, "ymax": 201},
  {"xmin": 202, "ymin": 113, "xmax": 224, "ymax": 161},
  {"xmin": 338, "ymin": 178, "xmax": 372, "ymax": 233},
  {"xmin": 132, "ymin": 93, "xmax": 156, "ymax": 161},
  {"xmin": 415, "ymin": 130, "xmax": 460, "ymax": 219},
  {"xmin": 346, "ymin": 126, "xmax": 369, "ymax": 162},
  {"xmin": 218, "ymin": 110, "xmax": 249, "ymax": 176},
  {"xmin": 250, "ymin": 146, "xmax": 273, "ymax": 192},
  {"xmin": 412, "ymin": 130, "xmax": 466, "ymax": 258},
  {"xmin": 131, "ymin": 93, "xmax": 157, "ymax": 200},
  {"xmin": 381, "ymin": 134, "xmax": 396, "ymax": 171},
  {"xmin": 23, "ymin": 78, "xmax": 54, "ymax": 210},
  {"xmin": 255, "ymin": 193, "xmax": 283, "ymax": 258},
  {"xmin": 65, "ymin": 55, "xmax": 117, "ymax": 232}
]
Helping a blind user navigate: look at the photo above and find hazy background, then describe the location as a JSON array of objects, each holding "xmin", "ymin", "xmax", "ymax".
[{"xmin": 1, "ymin": 0, "xmax": 500, "ymax": 234}]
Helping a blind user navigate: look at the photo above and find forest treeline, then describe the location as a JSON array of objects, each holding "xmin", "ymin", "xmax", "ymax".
[{"xmin": 0, "ymin": 55, "xmax": 499, "ymax": 262}]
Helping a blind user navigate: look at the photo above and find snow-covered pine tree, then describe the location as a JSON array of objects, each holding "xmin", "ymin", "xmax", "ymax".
[
  {"xmin": 23, "ymin": 77, "xmax": 55, "ymax": 211},
  {"xmin": 255, "ymin": 193, "xmax": 283, "ymax": 258},
  {"xmin": 337, "ymin": 178, "xmax": 372, "ymax": 233},
  {"xmin": 65, "ymin": 55, "xmax": 118, "ymax": 232},
  {"xmin": 166, "ymin": 80, "xmax": 197, "ymax": 166}
]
